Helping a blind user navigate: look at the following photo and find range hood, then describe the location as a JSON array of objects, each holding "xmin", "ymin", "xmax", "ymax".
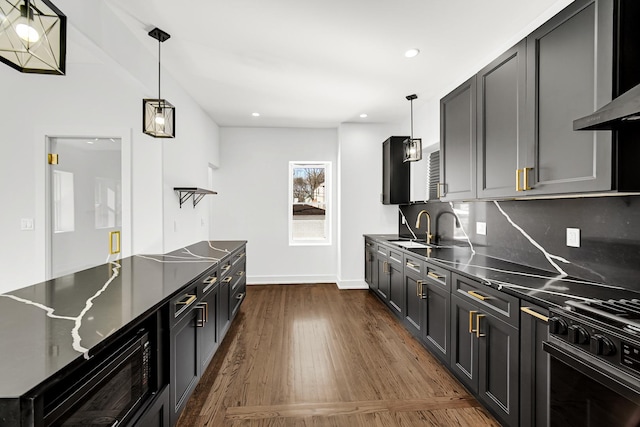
[{"xmin": 574, "ymin": 83, "xmax": 640, "ymax": 131}]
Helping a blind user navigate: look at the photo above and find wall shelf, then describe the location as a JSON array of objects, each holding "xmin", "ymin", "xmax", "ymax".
[{"xmin": 174, "ymin": 187, "xmax": 217, "ymax": 208}]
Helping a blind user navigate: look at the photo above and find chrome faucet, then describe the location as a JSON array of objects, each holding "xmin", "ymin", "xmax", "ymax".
[{"xmin": 415, "ymin": 210, "xmax": 433, "ymax": 244}]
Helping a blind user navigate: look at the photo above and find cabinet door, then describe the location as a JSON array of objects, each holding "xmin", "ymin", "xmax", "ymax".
[
  {"xmin": 477, "ymin": 312, "xmax": 520, "ymax": 427},
  {"xmin": 170, "ymin": 307, "xmax": 200, "ymax": 425},
  {"xmin": 382, "ymin": 137, "xmax": 410, "ymax": 204},
  {"xmin": 520, "ymin": 305, "xmax": 549, "ymax": 427},
  {"xmin": 403, "ymin": 269, "xmax": 423, "ymax": 338},
  {"xmin": 199, "ymin": 287, "xmax": 219, "ymax": 375},
  {"xmin": 477, "ymin": 40, "xmax": 527, "ymax": 198},
  {"xmin": 375, "ymin": 256, "xmax": 389, "ymax": 301},
  {"xmin": 440, "ymin": 76, "xmax": 477, "ymax": 201},
  {"xmin": 133, "ymin": 386, "xmax": 170, "ymax": 427},
  {"xmin": 422, "ymin": 281, "xmax": 450, "ymax": 365},
  {"xmin": 450, "ymin": 294, "xmax": 479, "ymax": 393},
  {"xmin": 364, "ymin": 243, "xmax": 375, "ymax": 287},
  {"xmin": 387, "ymin": 259, "xmax": 404, "ymax": 318},
  {"xmin": 524, "ymin": 0, "xmax": 613, "ymax": 195},
  {"xmin": 218, "ymin": 276, "xmax": 230, "ymax": 339}
]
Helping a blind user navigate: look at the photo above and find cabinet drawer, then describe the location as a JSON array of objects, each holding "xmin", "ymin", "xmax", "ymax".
[
  {"xmin": 199, "ymin": 268, "xmax": 219, "ymax": 295},
  {"xmin": 231, "ymin": 280, "xmax": 246, "ymax": 318},
  {"xmin": 424, "ymin": 263, "xmax": 450, "ymax": 290},
  {"xmin": 232, "ymin": 248, "xmax": 246, "ymax": 266},
  {"xmin": 171, "ymin": 285, "xmax": 199, "ymax": 323},
  {"xmin": 219, "ymin": 258, "xmax": 232, "ymax": 278},
  {"xmin": 230, "ymin": 261, "xmax": 246, "ymax": 296},
  {"xmin": 452, "ymin": 273, "xmax": 519, "ymax": 327},
  {"xmin": 388, "ymin": 248, "xmax": 403, "ymax": 266},
  {"xmin": 404, "ymin": 255, "xmax": 424, "ymax": 275}
]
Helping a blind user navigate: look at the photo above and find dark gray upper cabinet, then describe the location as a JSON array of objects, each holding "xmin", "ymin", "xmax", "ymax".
[
  {"xmin": 477, "ymin": 41, "xmax": 527, "ymax": 198},
  {"xmin": 382, "ymin": 136, "xmax": 410, "ymax": 204},
  {"xmin": 523, "ymin": 0, "xmax": 613, "ymax": 195},
  {"xmin": 440, "ymin": 77, "xmax": 477, "ymax": 201}
]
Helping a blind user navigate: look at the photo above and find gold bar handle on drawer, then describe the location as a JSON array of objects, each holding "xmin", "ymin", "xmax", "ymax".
[
  {"xmin": 222, "ymin": 264, "xmax": 231, "ymax": 271},
  {"xmin": 237, "ymin": 271, "xmax": 244, "ymax": 277},
  {"xmin": 521, "ymin": 307, "xmax": 549, "ymax": 323},
  {"xmin": 383, "ymin": 261, "xmax": 389, "ymax": 274},
  {"xmin": 427, "ymin": 271, "xmax": 442, "ymax": 280},
  {"xmin": 516, "ymin": 169, "xmax": 522, "ymax": 192},
  {"xmin": 523, "ymin": 167, "xmax": 532, "ymax": 191},
  {"xmin": 109, "ymin": 231, "xmax": 121, "ymax": 254},
  {"xmin": 203, "ymin": 276, "xmax": 217, "ymax": 284},
  {"xmin": 416, "ymin": 280, "xmax": 422, "ymax": 297},
  {"xmin": 467, "ymin": 290, "xmax": 489, "ymax": 301},
  {"xmin": 469, "ymin": 310, "xmax": 478, "ymax": 333},
  {"xmin": 236, "ymin": 293, "xmax": 245, "ymax": 300},
  {"xmin": 196, "ymin": 302, "xmax": 208, "ymax": 327},
  {"xmin": 177, "ymin": 294, "xmax": 196, "ymax": 306},
  {"xmin": 406, "ymin": 261, "xmax": 419, "ymax": 269},
  {"xmin": 222, "ymin": 276, "xmax": 233, "ymax": 284},
  {"xmin": 476, "ymin": 314, "xmax": 486, "ymax": 337}
]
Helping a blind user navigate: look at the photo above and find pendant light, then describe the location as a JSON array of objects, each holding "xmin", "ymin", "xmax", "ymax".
[
  {"xmin": 0, "ymin": 0, "xmax": 66, "ymax": 74},
  {"xmin": 403, "ymin": 94, "xmax": 422, "ymax": 162},
  {"xmin": 143, "ymin": 27, "xmax": 175, "ymax": 138}
]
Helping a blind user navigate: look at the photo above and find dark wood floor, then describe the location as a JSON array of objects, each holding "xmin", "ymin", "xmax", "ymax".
[{"xmin": 177, "ymin": 284, "xmax": 499, "ymax": 426}]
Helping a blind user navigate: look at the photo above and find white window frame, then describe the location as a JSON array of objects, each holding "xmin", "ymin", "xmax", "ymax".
[{"xmin": 288, "ymin": 161, "xmax": 332, "ymax": 246}]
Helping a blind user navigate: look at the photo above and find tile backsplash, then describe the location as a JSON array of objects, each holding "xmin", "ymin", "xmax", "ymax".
[{"xmin": 399, "ymin": 196, "xmax": 640, "ymax": 292}]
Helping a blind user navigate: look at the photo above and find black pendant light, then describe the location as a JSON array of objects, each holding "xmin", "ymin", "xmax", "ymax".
[
  {"xmin": 0, "ymin": 0, "xmax": 66, "ymax": 74},
  {"xmin": 403, "ymin": 94, "xmax": 422, "ymax": 162},
  {"xmin": 143, "ymin": 27, "xmax": 175, "ymax": 138}
]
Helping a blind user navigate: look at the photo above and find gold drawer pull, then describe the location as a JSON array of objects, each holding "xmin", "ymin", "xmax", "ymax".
[
  {"xmin": 236, "ymin": 293, "xmax": 245, "ymax": 300},
  {"xmin": 406, "ymin": 261, "xmax": 419, "ymax": 269},
  {"xmin": 521, "ymin": 307, "xmax": 549, "ymax": 323},
  {"xmin": 469, "ymin": 310, "xmax": 478, "ymax": 333},
  {"xmin": 237, "ymin": 271, "xmax": 244, "ymax": 277},
  {"xmin": 516, "ymin": 169, "xmax": 521, "ymax": 192},
  {"xmin": 476, "ymin": 314, "xmax": 486, "ymax": 338},
  {"xmin": 467, "ymin": 290, "xmax": 489, "ymax": 301},
  {"xmin": 222, "ymin": 264, "xmax": 231, "ymax": 271},
  {"xmin": 427, "ymin": 271, "xmax": 442, "ymax": 280},
  {"xmin": 177, "ymin": 294, "xmax": 196, "ymax": 306},
  {"xmin": 203, "ymin": 276, "xmax": 217, "ymax": 284},
  {"xmin": 222, "ymin": 277, "xmax": 233, "ymax": 284},
  {"xmin": 523, "ymin": 167, "xmax": 532, "ymax": 190}
]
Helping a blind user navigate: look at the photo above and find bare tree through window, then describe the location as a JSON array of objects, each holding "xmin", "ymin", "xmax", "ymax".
[{"xmin": 289, "ymin": 162, "xmax": 330, "ymax": 244}]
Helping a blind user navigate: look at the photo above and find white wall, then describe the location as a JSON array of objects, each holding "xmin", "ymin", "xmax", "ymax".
[
  {"xmin": 0, "ymin": 2, "xmax": 220, "ymax": 293},
  {"xmin": 336, "ymin": 123, "xmax": 402, "ymax": 288},
  {"xmin": 213, "ymin": 127, "xmax": 338, "ymax": 284}
]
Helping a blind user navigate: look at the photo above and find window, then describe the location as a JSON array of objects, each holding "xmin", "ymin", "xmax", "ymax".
[{"xmin": 289, "ymin": 161, "xmax": 331, "ymax": 245}]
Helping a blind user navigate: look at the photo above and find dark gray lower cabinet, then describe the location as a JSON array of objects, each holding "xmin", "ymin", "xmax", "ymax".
[
  {"xmin": 133, "ymin": 386, "xmax": 170, "ymax": 427},
  {"xmin": 365, "ymin": 240, "xmax": 375, "ymax": 288},
  {"xmin": 450, "ymin": 293, "xmax": 519, "ymax": 426},
  {"xmin": 520, "ymin": 304, "xmax": 549, "ymax": 427},
  {"xmin": 169, "ymin": 297, "xmax": 200, "ymax": 425},
  {"xmin": 199, "ymin": 285, "xmax": 219, "ymax": 374},
  {"xmin": 387, "ymin": 256, "xmax": 404, "ymax": 318},
  {"xmin": 403, "ymin": 258, "xmax": 424, "ymax": 337},
  {"xmin": 422, "ymin": 265, "xmax": 450, "ymax": 364}
]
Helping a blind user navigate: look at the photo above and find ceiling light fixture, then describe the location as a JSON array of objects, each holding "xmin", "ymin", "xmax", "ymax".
[
  {"xmin": 404, "ymin": 48, "xmax": 420, "ymax": 58},
  {"xmin": 403, "ymin": 94, "xmax": 422, "ymax": 162},
  {"xmin": 0, "ymin": 0, "xmax": 66, "ymax": 74},
  {"xmin": 360, "ymin": 113, "xmax": 368, "ymax": 118},
  {"xmin": 143, "ymin": 27, "xmax": 175, "ymax": 138},
  {"xmin": 252, "ymin": 112, "xmax": 260, "ymax": 117}
]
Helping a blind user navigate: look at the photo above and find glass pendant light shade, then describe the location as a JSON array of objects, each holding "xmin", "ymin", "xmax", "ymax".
[
  {"xmin": 403, "ymin": 94, "xmax": 422, "ymax": 162},
  {"xmin": 0, "ymin": 0, "xmax": 66, "ymax": 74},
  {"xmin": 403, "ymin": 137, "xmax": 422, "ymax": 162},
  {"xmin": 143, "ymin": 98, "xmax": 175, "ymax": 138},
  {"xmin": 143, "ymin": 27, "xmax": 175, "ymax": 138}
]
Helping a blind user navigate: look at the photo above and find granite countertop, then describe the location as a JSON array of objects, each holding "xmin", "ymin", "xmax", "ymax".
[
  {"xmin": 0, "ymin": 240, "xmax": 246, "ymax": 399},
  {"xmin": 366, "ymin": 234, "xmax": 640, "ymax": 309}
]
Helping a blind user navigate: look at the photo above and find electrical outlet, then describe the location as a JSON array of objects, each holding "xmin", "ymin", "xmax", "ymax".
[
  {"xmin": 476, "ymin": 221, "xmax": 487, "ymax": 236},
  {"xmin": 566, "ymin": 228, "xmax": 580, "ymax": 247},
  {"xmin": 401, "ymin": 216, "xmax": 406, "ymax": 225}
]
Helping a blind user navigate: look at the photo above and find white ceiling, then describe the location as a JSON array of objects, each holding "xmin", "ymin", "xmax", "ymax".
[{"xmin": 105, "ymin": 0, "xmax": 573, "ymax": 128}]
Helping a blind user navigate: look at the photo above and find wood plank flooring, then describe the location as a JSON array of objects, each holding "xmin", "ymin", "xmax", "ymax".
[{"xmin": 177, "ymin": 284, "xmax": 499, "ymax": 427}]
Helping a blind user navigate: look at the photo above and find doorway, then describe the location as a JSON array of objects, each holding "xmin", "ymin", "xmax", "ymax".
[{"xmin": 47, "ymin": 137, "xmax": 122, "ymax": 278}]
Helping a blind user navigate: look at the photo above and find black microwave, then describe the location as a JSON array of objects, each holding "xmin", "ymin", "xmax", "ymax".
[{"xmin": 44, "ymin": 330, "xmax": 154, "ymax": 427}]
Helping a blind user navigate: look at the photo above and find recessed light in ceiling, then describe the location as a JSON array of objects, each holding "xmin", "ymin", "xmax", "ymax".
[
  {"xmin": 252, "ymin": 112, "xmax": 260, "ymax": 117},
  {"xmin": 404, "ymin": 48, "xmax": 420, "ymax": 58},
  {"xmin": 360, "ymin": 113, "xmax": 368, "ymax": 118}
]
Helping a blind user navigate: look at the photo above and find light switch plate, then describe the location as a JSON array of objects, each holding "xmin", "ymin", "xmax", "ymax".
[
  {"xmin": 566, "ymin": 227, "xmax": 580, "ymax": 247},
  {"xmin": 21, "ymin": 218, "xmax": 34, "ymax": 230},
  {"xmin": 476, "ymin": 221, "xmax": 487, "ymax": 236}
]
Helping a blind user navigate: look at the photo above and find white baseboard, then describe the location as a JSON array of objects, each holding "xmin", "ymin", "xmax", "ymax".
[
  {"xmin": 247, "ymin": 274, "xmax": 337, "ymax": 285},
  {"xmin": 336, "ymin": 279, "xmax": 369, "ymax": 290}
]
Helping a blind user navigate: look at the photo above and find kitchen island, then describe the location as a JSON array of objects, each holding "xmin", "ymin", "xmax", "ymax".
[{"xmin": 0, "ymin": 240, "xmax": 247, "ymax": 426}]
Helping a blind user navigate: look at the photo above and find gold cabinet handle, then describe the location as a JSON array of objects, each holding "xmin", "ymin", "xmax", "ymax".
[
  {"xmin": 521, "ymin": 307, "xmax": 549, "ymax": 323},
  {"xmin": 523, "ymin": 167, "xmax": 532, "ymax": 190},
  {"xmin": 237, "ymin": 271, "xmax": 245, "ymax": 277},
  {"xmin": 416, "ymin": 280, "xmax": 424, "ymax": 297},
  {"xmin": 222, "ymin": 276, "xmax": 233, "ymax": 284},
  {"xmin": 467, "ymin": 290, "xmax": 489, "ymax": 301},
  {"xmin": 177, "ymin": 294, "xmax": 196, "ymax": 306},
  {"xmin": 109, "ymin": 231, "xmax": 121, "ymax": 254},
  {"xmin": 196, "ymin": 302, "xmax": 208, "ymax": 327},
  {"xmin": 420, "ymin": 280, "xmax": 426, "ymax": 299},
  {"xmin": 476, "ymin": 314, "xmax": 486, "ymax": 338},
  {"xmin": 427, "ymin": 271, "xmax": 442, "ymax": 280},
  {"xmin": 236, "ymin": 292, "xmax": 245, "ymax": 300},
  {"xmin": 204, "ymin": 275, "xmax": 217, "ymax": 284},
  {"xmin": 469, "ymin": 310, "xmax": 478, "ymax": 333},
  {"xmin": 383, "ymin": 261, "xmax": 389, "ymax": 274},
  {"xmin": 222, "ymin": 264, "xmax": 231, "ymax": 271},
  {"xmin": 516, "ymin": 169, "xmax": 521, "ymax": 192},
  {"xmin": 406, "ymin": 261, "xmax": 419, "ymax": 269}
]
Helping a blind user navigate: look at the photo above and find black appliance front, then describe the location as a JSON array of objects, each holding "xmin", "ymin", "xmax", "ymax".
[
  {"xmin": 43, "ymin": 330, "xmax": 153, "ymax": 427},
  {"xmin": 545, "ymin": 340, "xmax": 640, "ymax": 427}
]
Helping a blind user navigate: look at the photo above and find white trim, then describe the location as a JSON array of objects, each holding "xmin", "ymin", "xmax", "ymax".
[
  {"xmin": 36, "ymin": 126, "xmax": 132, "ymax": 280},
  {"xmin": 336, "ymin": 279, "xmax": 369, "ymax": 290},
  {"xmin": 288, "ymin": 161, "xmax": 332, "ymax": 246},
  {"xmin": 247, "ymin": 274, "xmax": 338, "ymax": 285}
]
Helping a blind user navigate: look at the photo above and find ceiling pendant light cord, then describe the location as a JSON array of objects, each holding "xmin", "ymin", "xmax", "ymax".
[
  {"xmin": 158, "ymin": 38, "xmax": 161, "ymax": 102},
  {"xmin": 410, "ymin": 97, "xmax": 414, "ymax": 139}
]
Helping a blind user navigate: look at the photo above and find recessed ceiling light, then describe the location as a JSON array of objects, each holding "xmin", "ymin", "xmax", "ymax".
[
  {"xmin": 404, "ymin": 48, "xmax": 420, "ymax": 58},
  {"xmin": 360, "ymin": 113, "xmax": 368, "ymax": 118},
  {"xmin": 252, "ymin": 112, "xmax": 260, "ymax": 117}
]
